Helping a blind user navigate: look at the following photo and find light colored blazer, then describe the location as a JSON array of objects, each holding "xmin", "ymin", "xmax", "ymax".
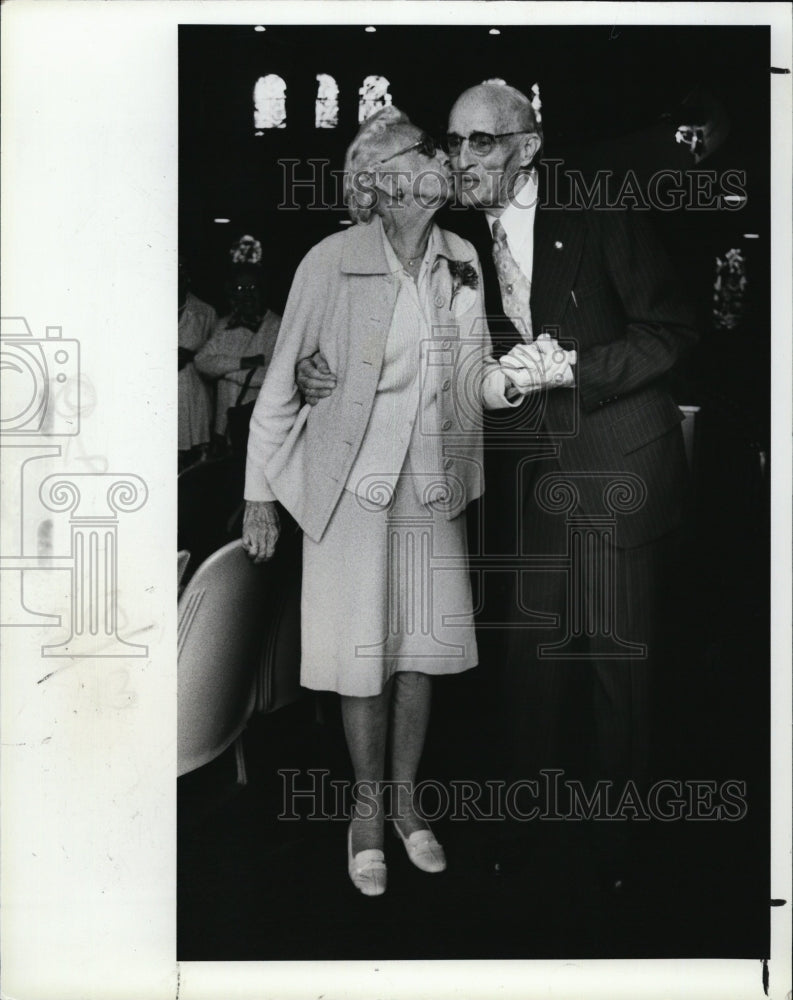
[{"xmin": 245, "ymin": 216, "xmax": 498, "ymax": 543}]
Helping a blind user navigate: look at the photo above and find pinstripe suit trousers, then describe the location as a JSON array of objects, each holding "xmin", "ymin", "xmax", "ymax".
[{"xmin": 498, "ymin": 456, "xmax": 680, "ymax": 791}]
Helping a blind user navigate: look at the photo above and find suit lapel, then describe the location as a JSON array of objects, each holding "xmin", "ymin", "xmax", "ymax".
[
  {"xmin": 531, "ymin": 188, "xmax": 586, "ymax": 332},
  {"xmin": 452, "ymin": 180, "xmax": 587, "ymax": 340}
]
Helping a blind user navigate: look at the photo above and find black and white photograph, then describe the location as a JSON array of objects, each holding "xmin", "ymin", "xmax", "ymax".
[{"xmin": 2, "ymin": 3, "xmax": 791, "ymax": 999}]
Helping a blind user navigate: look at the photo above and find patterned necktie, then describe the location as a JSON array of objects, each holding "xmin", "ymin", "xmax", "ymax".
[{"xmin": 491, "ymin": 218, "xmax": 533, "ymax": 342}]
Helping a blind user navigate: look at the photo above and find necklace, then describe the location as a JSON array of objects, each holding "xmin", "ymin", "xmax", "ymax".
[
  {"xmin": 395, "ymin": 243, "xmax": 427, "ymax": 271},
  {"xmin": 385, "ymin": 224, "xmax": 430, "ymax": 275}
]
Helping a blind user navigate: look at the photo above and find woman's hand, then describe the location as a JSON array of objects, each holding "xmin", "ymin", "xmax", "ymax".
[
  {"xmin": 242, "ymin": 500, "xmax": 281, "ymax": 563},
  {"xmin": 295, "ymin": 351, "xmax": 336, "ymax": 406}
]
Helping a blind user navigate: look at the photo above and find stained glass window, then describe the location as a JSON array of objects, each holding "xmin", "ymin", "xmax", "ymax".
[
  {"xmin": 254, "ymin": 74, "xmax": 287, "ymax": 130},
  {"xmin": 358, "ymin": 75, "xmax": 392, "ymax": 123},
  {"xmin": 315, "ymin": 74, "xmax": 339, "ymax": 129}
]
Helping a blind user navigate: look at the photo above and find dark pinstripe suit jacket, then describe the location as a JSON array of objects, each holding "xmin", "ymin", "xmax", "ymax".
[{"xmin": 449, "ymin": 186, "xmax": 699, "ymax": 549}]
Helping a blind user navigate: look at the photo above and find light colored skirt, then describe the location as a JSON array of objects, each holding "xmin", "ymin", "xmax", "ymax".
[{"xmin": 300, "ymin": 467, "xmax": 478, "ymax": 697}]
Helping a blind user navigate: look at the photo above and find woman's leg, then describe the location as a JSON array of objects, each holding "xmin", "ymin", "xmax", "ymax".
[
  {"xmin": 389, "ymin": 670, "xmax": 433, "ymax": 836},
  {"xmin": 341, "ymin": 678, "xmax": 392, "ymax": 855}
]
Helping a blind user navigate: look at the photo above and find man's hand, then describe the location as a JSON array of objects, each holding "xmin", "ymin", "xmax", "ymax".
[
  {"xmin": 500, "ymin": 335, "xmax": 576, "ymax": 396},
  {"xmin": 242, "ymin": 500, "xmax": 281, "ymax": 563},
  {"xmin": 296, "ymin": 351, "xmax": 337, "ymax": 406}
]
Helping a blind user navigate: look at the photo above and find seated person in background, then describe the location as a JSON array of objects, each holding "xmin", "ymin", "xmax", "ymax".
[
  {"xmin": 178, "ymin": 254, "xmax": 216, "ymax": 471},
  {"xmin": 195, "ymin": 235, "xmax": 282, "ymax": 451}
]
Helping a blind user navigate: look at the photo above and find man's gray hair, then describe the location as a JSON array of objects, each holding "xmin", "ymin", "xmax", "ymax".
[{"xmin": 342, "ymin": 105, "xmax": 412, "ymax": 224}]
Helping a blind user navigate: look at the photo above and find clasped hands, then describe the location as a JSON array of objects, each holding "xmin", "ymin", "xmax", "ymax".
[{"xmin": 498, "ymin": 334, "xmax": 577, "ymax": 397}]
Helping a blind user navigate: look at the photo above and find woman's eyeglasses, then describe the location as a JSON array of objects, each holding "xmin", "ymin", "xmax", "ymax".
[
  {"xmin": 376, "ymin": 133, "xmax": 438, "ymax": 165},
  {"xmin": 443, "ymin": 131, "xmax": 529, "ymax": 157}
]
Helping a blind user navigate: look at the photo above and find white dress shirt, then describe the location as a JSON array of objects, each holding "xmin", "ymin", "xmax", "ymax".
[{"xmin": 485, "ymin": 168, "xmax": 539, "ymax": 285}]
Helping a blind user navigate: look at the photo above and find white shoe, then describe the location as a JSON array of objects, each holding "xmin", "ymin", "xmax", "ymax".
[
  {"xmin": 393, "ymin": 821, "xmax": 446, "ymax": 874},
  {"xmin": 347, "ymin": 823, "xmax": 387, "ymax": 896}
]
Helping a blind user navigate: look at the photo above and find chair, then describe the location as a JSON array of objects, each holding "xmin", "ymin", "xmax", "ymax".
[
  {"xmin": 177, "ymin": 549, "xmax": 191, "ymax": 591},
  {"xmin": 178, "ymin": 539, "xmax": 271, "ymax": 782},
  {"xmin": 178, "ymin": 456, "xmax": 245, "ymax": 586}
]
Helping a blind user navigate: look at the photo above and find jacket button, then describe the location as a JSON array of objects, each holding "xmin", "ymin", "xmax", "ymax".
[
  {"xmin": 434, "ymin": 295, "xmax": 445, "ymax": 308},
  {"xmin": 441, "ymin": 419, "xmax": 452, "ymax": 430},
  {"xmin": 443, "ymin": 457, "xmax": 454, "ymax": 470},
  {"xmin": 441, "ymin": 378, "xmax": 451, "ymax": 391},
  {"xmin": 506, "ymin": 284, "xmax": 514, "ymax": 293}
]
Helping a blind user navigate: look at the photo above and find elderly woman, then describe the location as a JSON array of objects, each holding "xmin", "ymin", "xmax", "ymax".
[{"xmin": 243, "ymin": 107, "xmax": 523, "ymax": 897}]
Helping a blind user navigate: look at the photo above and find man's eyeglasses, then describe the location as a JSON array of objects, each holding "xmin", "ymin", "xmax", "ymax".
[
  {"xmin": 443, "ymin": 131, "xmax": 529, "ymax": 157},
  {"xmin": 376, "ymin": 133, "xmax": 438, "ymax": 165},
  {"xmin": 233, "ymin": 283, "xmax": 259, "ymax": 293}
]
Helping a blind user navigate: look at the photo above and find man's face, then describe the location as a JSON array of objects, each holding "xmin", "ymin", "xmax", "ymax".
[
  {"xmin": 229, "ymin": 266, "xmax": 263, "ymax": 314},
  {"xmin": 447, "ymin": 91, "xmax": 530, "ymax": 212}
]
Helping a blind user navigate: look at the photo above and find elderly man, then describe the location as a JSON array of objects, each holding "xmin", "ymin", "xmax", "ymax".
[{"xmin": 298, "ymin": 82, "xmax": 698, "ymax": 885}]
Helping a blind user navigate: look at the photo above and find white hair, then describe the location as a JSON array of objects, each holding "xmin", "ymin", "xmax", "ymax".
[{"xmin": 342, "ymin": 105, "xmax": 412, "ymax": 223}]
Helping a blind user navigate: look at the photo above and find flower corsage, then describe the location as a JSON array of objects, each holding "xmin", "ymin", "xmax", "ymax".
[{"xmin": 447, "ymin": 259, "xmax": 479, "ymax": 315}]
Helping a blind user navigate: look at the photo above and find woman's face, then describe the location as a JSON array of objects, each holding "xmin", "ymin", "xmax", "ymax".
[{"xmin": 372, "ymin": 125, "xmax": 452, "ymax": 216}]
